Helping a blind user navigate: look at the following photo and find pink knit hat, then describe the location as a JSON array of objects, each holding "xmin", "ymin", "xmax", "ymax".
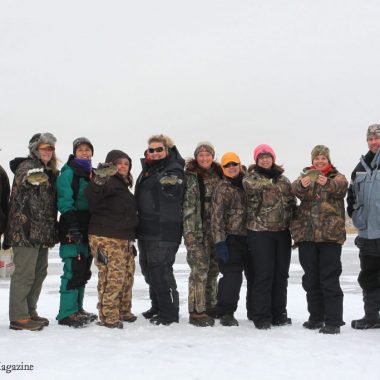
[{"xmin": 253, "ymin": 144, "xmax": 276, "ymax": 162}]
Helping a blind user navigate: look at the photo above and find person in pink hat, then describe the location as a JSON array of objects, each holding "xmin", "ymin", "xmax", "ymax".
[{"xmin": 243, "ymin": 144, "xmax": 296, "ymax": 330}]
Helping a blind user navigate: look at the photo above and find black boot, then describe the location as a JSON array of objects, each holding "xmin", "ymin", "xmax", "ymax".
[
  {"xmin": 142, "ymin": 307, "xmax": 159, "ymax": 319},
  {"xmin": 303, "ymin": 320, "xmax": 324, "ymax": 330},
  {"xmin": 319, "ymin": 325, "xmax": 340, "ymax": 334},
  {"xmin": 351, "ymin": 314, "xmax": 380, "ymax": 330},
  {"xmin": 220, "ymin": 314, "xmax": 239, "ymax": 327}
]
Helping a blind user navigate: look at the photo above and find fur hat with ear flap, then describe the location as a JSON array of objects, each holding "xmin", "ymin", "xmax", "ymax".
[
  {"xmin": 311, "ymin": 145, "xmax": 330, "ymax": 163},
  {"xmin": 28, "ymin": 132, "xmax": 57, "ymax": 155},
  {"xmin": 73, "ymin": 137, "xmax": 94, "ymax": 155}
]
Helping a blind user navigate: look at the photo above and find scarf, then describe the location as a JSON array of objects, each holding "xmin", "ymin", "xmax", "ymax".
[{"xmin": 309, "ymin": 164, "xmax": 333, "ymax": 176}]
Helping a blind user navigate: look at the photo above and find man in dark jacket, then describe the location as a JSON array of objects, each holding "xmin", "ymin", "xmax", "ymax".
[
  {"xmin": 0, "ymin": 163, "xmax": 10, "ymax": 241},
  {"xmin": 135, "ymin": 134, "xmax": 185, "ymax": 325},
  {"xmin": 348, "ymin": 124, "xmax": 380, "ymax": 329}
]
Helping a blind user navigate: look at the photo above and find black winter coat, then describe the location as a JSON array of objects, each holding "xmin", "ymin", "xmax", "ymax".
[
  {"xmin": 85, "ymin": 174, "xmax": 138, "ymax": 240},
  {"xmin": 135, "ymin": 146, "xmax": 185, "ymax": 243},
  {"xmin": 0, "ymin": 165, "xmax": 10, "ymax": 236}
]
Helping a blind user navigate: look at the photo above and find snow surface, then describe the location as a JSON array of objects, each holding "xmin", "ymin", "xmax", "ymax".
[{"xmin": 0, "ymin": 235, "xmax": 378, "ymax": 380}]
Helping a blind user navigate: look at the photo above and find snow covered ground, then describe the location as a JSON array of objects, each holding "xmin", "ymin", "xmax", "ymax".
[{"xmin": 0, "ymin": 235, "xmax": 378, "ymax": 380}]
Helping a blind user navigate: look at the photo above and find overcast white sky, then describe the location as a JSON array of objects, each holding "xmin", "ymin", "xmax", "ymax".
[{"xmin": 1, "ymin": 0, "xmax": 380, "ymax": 182}]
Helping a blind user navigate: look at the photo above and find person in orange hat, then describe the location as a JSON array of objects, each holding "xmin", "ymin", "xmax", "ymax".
[{"xmin": 211, "ymin": 152, "xmax": 249, "ymax": 326}]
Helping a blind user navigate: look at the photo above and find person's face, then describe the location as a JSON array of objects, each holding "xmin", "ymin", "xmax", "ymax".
[
  {"xmin": 75, "ymin": 144, "xmax": 93, "ymax": 160},
  {"xmin": 257, "ymin": 154, "xmax": 273, "ymax": 169},
  {"xmin": 367, "ymin": 135, "xmax": 380, "ymax": 154},
  {"xmin": 223, "ymin": 162, "xmax": 241, "ymax": 178},
  {"xmin": 116, "ymin": 158, "xmax": 130, "ymax": 176},
  {"xmin": 312, "ymin": 154, "xmax": 329, "ymax": 170},
  {"xmin": 197, "ymin": 150, "xmax": 213, "ymax": 170},
  {"xmin": 147, "ymin": 142, "xmax": 167, "ymax": 161},
  {"xmin": 38, "ymin": 144, "xmax": 54, "ymax": 164}
]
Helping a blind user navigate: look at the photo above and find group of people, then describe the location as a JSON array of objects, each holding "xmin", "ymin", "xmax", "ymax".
[{"xmin": 1, "ymin": 124, "xmax": 380, "ymax": 335}]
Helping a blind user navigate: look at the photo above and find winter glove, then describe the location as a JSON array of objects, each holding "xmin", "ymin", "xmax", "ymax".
[
  {"xmin": 26, "ymin": 168, "xmax": 49, "ymax": 185},
  {"xmin": 215, "ymin": 241, "xmax": 229, "ymax": 264},
  {"xmin": 67, "ymin": 228, "xmax": 83, "ymax": 244}
]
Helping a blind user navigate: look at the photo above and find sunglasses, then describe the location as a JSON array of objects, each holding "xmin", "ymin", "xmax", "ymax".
[
  {"xmin": 148, "ymin": 147, "xmax": 165, "ymax": 153},
  {"xmin": 223, "ymin": 162, "xmax": 239, "ymax": 169},
  {"xmin": 38, "ymin": 146, "xmax": 55, "ymax": 152}
]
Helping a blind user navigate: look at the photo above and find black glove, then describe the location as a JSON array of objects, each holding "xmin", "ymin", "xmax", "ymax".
[
  {"xmin": 215, "ymin": 241, "xmax": 229, "ymax": 264},
  {"xmin": 67, "ymin": 228, "xmax": 83, "ymax": 244}
]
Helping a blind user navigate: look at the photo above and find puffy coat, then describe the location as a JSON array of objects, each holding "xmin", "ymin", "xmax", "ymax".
[
  {"xmin": 5, "ymin": 156, "xmax": 58, "ymax": 248},
  {"xmin": 243, "ymin": 164, "xmax": 296, "ymax": 232},
  {"xmin": 291, "ymin": 166, "xmax": 347, "ymax": 245},
  {"xmin": 211, "ymin": 174, "xmax": 247, "ymax": 243},
  {"xmin": 135, "ymin": 146, "xmax": 185, "ymax": 243}
]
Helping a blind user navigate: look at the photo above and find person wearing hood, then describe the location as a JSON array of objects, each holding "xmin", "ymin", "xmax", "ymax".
[
  {"xmin": 243, "ymin": 144, "xmax": 296, "ymax": 330},
  {"xmin": 5, "ymin": 133, "xmax": 59, "ymax": 331},
  {"xmin": 85, "ymin": 149, "xmax": 138, "ymax": 329},
  {"xmin": 291, "ymin": 145, "xmax": 347, "ymax": 334},
  {"xmin": 56, "ymin": 137, "xmax": 97, "ymax": 328},
  {"xmin": 183, "ymin": 142, "xmax": 223, "ymax": 327},
  {"xmin": 211, "ymin": 152, "xmax": 248, "ymax": 326},
  {"xmin": 348, "ymin": 125, "xmax": 380, "ymax": 330},
  {"xmin": 135, "ymin": 135, "xmax": 185, "ymax": 326},
  {"xmin": 0, "ymin": 162, "xmax": 10, "ymax": 243}
]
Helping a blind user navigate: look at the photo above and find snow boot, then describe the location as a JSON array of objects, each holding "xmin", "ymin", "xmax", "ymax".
[
  {"xmin": 303, "ymin": 320, "xmax": 324, "ymax": 330},
  {"xmin": 31, "ymin": 315, "xmax": 50, "ymax": 326},
  {"xmin": 121, "ymin": 313, "xmax": 137, "ymax": 323},
  {"xmin": 142, "ymin": 307, "xmax": 159, "ymax": 319},
  {"xmin": 78, "ymin": 309, "xmax": 97, "ymax": 323},
  {"xmin": 351, "ymin": 314, "xmax": 380, "ymax": 330},
  {"xmin": 10, "ymin": 318, "xmax": 44, "ymax": 331},
  {"xmin": 189, "ymin": 312, "xmax": 215, "ymax": 327},
  {"xmin": 272, "ymin": 314, "xmax": 292, "ymax": 326},
  {"xmin": 150, "ymin": 315, "xmax": 177, "ymax": 326},
  {"xmin": 319, "ymin": 325, "xmax": 340, "ymax": 334},
  {"xmin": 220, "ymin": 314, "xmax": 239, "ymax": 326},
  {"xmin": 254, "ymin": 321, "xmax": 271, "ymax": 330},
  {"xmin": 58, "ymin": 313, "xmax": 86, "ymax": 328}
]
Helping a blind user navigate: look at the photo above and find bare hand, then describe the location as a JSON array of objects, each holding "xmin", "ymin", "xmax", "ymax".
[
  {"xmin": 316, "ymin": 175, "xmax": 328, "ymax": 186},
  {"xmin": 300, "ymin": 176, "xmax": 311, "ymax": 188}
]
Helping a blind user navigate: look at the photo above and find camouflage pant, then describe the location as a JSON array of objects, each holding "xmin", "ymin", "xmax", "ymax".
[
  {"xmin": 186, "ymin": 235, "xmax": 219, "ymax": 313},
  {"xmin": 89, "ymin": 235, "xmax": 135, "ymax": 324}
]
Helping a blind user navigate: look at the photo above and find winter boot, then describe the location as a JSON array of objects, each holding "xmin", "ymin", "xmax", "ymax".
[
  {"xmin": 351, "ymin": 314, "xmax": 380, "ymax": 330},
  {"xmin": 272, "ymin": 314, "xmax": 292, "ymax": 326},
  {"xmin": 319, "ymin": 325, "xmax": 340, "ymax": 334},
  {"xmin": 149, "ymin": 315, "xmax": 177, "ymax": 326},
  {"xmin": 254, "ymin": 321, "xmax": 271, "ymax": 330},
  {"xmin": 220, "ymin": 314, "xmax": 239, "ymax": 326},
  {"xmin": 78, "ymin": 309, "xmax": 97, "ymax": 323},
  {"xmin": 58, "ymin": 313, "xmax": 86, "ymax": 328},
  {"xmin": 10, "ymin": 318, "xmax": 44, "ymax": 331},
  {"xmin": 206, "ymin": 307, "xmax": 218, "ymax": 319},
  {"xmin": 121, "ymin": 313, "xmax": 137, "ymax": 323},
  {"xmin": 142, "ymin": 307, "xmax": 159, "ymax": 319},
  {"xmin": 303, "ymin": 320, "xmax": 324, "ymax": 330},
  {"xmin": 189, "ymin": 312, "xmax": 215, "ymax": 327},
  {"xmin": 31, "ymin": 315, "xmax": 50, "ymax": 326}
]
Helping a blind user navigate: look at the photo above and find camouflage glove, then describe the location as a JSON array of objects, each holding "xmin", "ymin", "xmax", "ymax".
[
  {"xmin": 67, "ymin": 228, "xmax": 83, "ymax": 244},
  {"xmin": 93, "ymin": 163, "xmax": 117, "ymax": 185},
  {"xmin": 26, "ymin": 168, "xmax": 49, "ymax": 186},
  {"xmin": 215, "ymin": 241, "xmax": 229, "ymax": 264}
]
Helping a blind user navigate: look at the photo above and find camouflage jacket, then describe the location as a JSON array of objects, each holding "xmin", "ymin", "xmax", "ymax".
[
  {"xmin": 183, "ymin": 160, "xmax": 223, "ymax": 243},
  {"xmin": 5, "ymin": 156, "xmax": 58, "ymax": 248},
  {"xmin": 243, "ymin": 165, "xmax": 296, "ymax": 231},
  {"xmin": 291, "ymin": 166, "xmax": 347, "ymax": 245},
  {"xmin": 211, "ymin": 175, "xmax": 247, "ymax": 243}
]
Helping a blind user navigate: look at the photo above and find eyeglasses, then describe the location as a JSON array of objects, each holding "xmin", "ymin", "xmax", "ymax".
[
  {"xmin": 223, "ymin": 162, "xmax": 239, "ymax": 169},
  {"xmin": 148, "ymin": 147, "xmax": 165, "ymax": 153},
  {"xmin": 38, "ymin": 146, "xmax": 55, "ymax": 152}
]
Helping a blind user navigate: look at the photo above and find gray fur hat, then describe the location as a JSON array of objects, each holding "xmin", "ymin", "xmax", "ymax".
[
  {"xmin": 28, "ymin": 133, "xmax": 57, "ymax": 154},
  {"xmin": 367, "ymin": 124, "xmax": 380, "ymax": 138}
]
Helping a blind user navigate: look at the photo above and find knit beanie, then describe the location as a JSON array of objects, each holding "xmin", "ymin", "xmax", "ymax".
[
  {"xmin": 311, "ymin": 145, "xmax": 330, "ymax": 163},
  {"xmin": 221, "ymin": 152, "xmax": 241, "ymax": 177},
  {"xmin": 105, "ymin": 150, "xmax": 132, "ymax": 169},
  {"xmin": 73, "ymin": 137, "xmax": 94, "ymax": 155},
  {"xmin": 194, "ymin": 141, "xmax": 215, "ymax": 158},
  {"xmin": 367, "ymin": 124, "xmax": 380, "ymax": 138},
  {"xmin": 28, "ymin": 133, "xmax": 57, "ymax": 155},
  {"xmin": 253, "ymin": 144, "xmax": 276, "ymax": 162}
]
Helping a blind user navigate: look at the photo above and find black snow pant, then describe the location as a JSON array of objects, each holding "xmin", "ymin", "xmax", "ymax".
[
  {"xmin": 216, "ymin": 235, "xmax": 249, "ymax": 316},
  {"xmin": 247, "ymin": 230, "xmax": 291, "ymax": 325},
  {"xmin": 355, "ymin": 237, "xmax": 380, "ymax": 318},
  {"xmin": 298, "ymin": 241, "xmax": 344, "ymax": 327},
  {"xmin": 138, "ymin": 240, "xmax": 179, "ymax": 322}
]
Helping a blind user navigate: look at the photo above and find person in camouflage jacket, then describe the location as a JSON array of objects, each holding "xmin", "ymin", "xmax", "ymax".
[
  {"xmin": 183, "ymin": 142, "xmax": 223, "ymax": 327},
  {"xmin": 243, "ymin": 144, "xmax": 296, "ymax": 329},
  {"xmin": 291, "ymin": 145, "xmax": 347, "ymax": 334},
  {"xmin": 5, "ymin": 133, "xmax": 59, "ymax": 331},
  {"xmin": 211, "ymin": 152, "xmax": 248, "ymax": 326}
]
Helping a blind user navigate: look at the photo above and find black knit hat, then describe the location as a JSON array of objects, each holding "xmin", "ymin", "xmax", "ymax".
[
  {"xmin": 105, "ymin": 150, "xmax": 132, "ymax": 169},
  {"xmin": 73, "ymin": 137, "xmax": 94, "ymax": 155}
]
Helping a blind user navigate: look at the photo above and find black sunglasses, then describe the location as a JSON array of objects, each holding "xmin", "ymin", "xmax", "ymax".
[
  {"xmin": 223, "ymin": 162, "xmax": 239, "ymax": 169},
  {"xmin": 148, "ymin": 147, "xmax": 165, "ymax": 153}
]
